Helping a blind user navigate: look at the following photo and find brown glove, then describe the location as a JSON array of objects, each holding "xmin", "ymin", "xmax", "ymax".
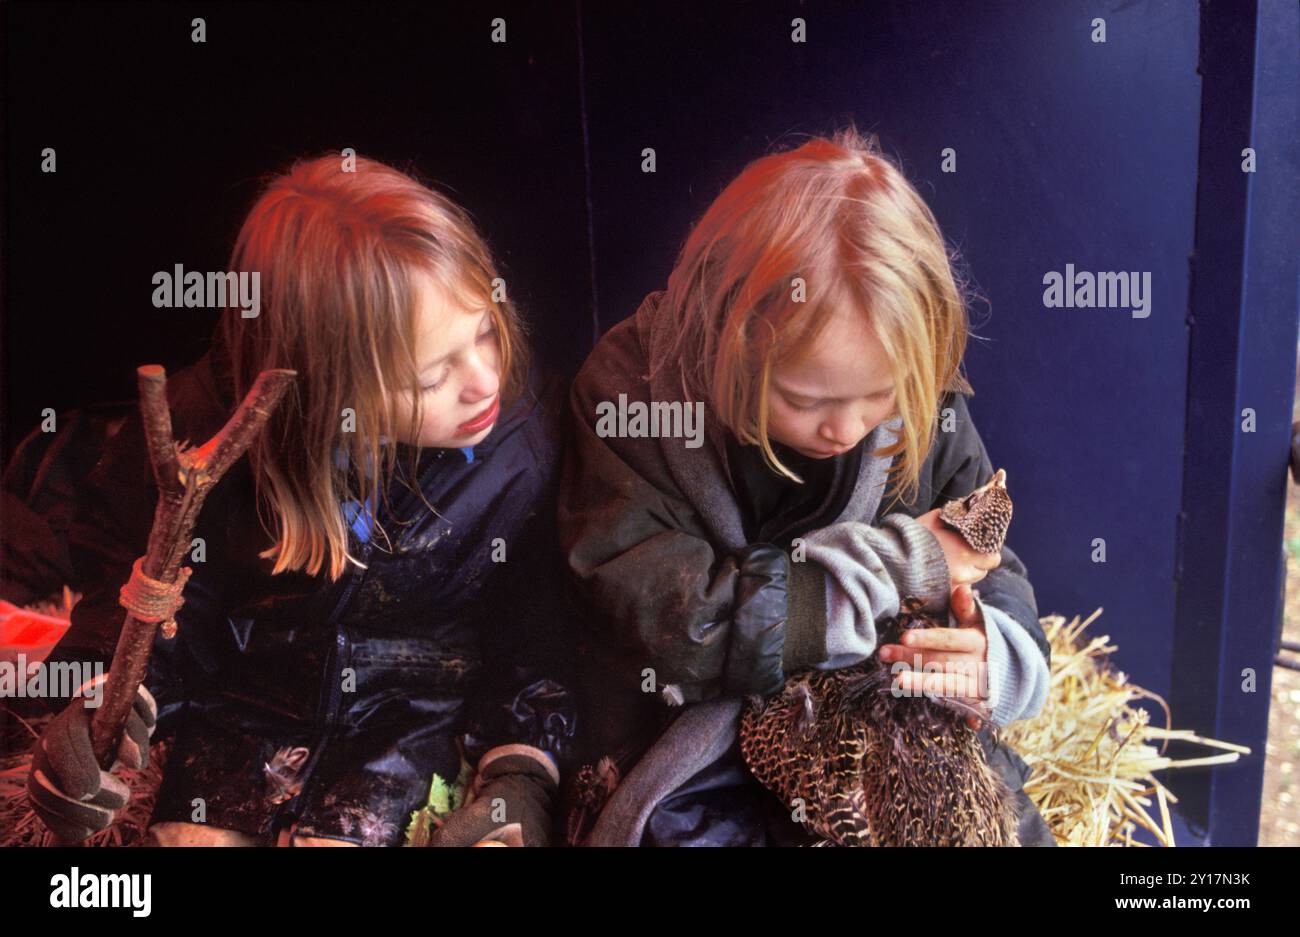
[{"xmin": 428, "ymin": 745, "xmax": 560, "ymax": 847}]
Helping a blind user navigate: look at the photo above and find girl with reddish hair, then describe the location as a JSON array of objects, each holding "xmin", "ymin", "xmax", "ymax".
[{"xmin": 29, "ymin": 154, "xmax": 576, "ymax": 846}]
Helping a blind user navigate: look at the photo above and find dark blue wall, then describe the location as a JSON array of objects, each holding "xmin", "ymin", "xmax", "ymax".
[
  {"xmin": 582, "ymin": 0, "xmax": 1197, "ymax": 705},
  {"xmin": 578, "ymin": 0, "xmax": 1298, "ymax": 844}
]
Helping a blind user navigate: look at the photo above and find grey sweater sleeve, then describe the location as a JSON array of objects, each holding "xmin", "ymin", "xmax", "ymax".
[
  {"xmin": 975, "ymin": 595, "xmax": 1050, "ymax": 727},
  {"xmin": 797, "ymin": 514, "xmax": 1050, "ymax": 729},
  {"xmin": 797, "ymin": 513, "xmax": 951, "ymax": 670}
]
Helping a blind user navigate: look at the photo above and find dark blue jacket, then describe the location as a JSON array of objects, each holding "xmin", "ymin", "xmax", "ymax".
[{"xmin": 45, "ymin": 339, "xmax": 578, "ymax": 844}]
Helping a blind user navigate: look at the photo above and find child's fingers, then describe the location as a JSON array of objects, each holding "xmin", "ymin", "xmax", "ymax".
[
  {"xmin": 898, "ymin": 627, "xmax": 983, "ymax": 653},
  {"xmin": 888, "ymin": 656, "xmax": 984, "ymax": 686},
  {"xmin": 880, "ymin": 645, "xmax": 979, "ymax": 669},
  {"xmin": 893, "ymin": 668, "xmax": 982, "ymax": 698},
  {"xmin": 952, "ymin": 565, "xmax": 989, "ymax": 587},
  {"xmin": 950, "ymin": 585, "xmax": 975, "ymax": 621},
  {"xmin": 890, "ymin": 656, "xmax": 984, "ymax": 684},
  {"xmin": 953, "ymin": 591, "xmax": 987, "ymax": 630}
]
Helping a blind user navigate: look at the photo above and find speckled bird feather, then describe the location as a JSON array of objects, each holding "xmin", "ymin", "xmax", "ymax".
[{"xmin": 740, "ymin": 469, "xmax": 1021, "ymax": 846}]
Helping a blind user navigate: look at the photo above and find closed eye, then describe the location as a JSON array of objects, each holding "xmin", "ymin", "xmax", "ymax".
[
  {"xmin": 783, "ymin": 389, "xmax": 893, "ymax": 411},
  {"xmin": 421, "ymin": 321, "xmax": 495, "ymax": 393},
  {"xmin": 785, "ymin": 397, "xmax": 821, "ymax": 412}
]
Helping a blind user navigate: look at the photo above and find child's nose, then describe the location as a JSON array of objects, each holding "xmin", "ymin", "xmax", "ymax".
[
  {"xmin": 819, "ymin": 409, "xmax": 865, "ymax": 447},
  {"xmin": 461, "ymin": 350, "xmax": 500, "ymax": 402}
]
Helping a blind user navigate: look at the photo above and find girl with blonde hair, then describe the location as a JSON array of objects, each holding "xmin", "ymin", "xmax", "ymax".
[
  {"xmin": 30, "ymin": 154, "xmax": 576, "ymax": 846},
  {"xmin": 559, "ymin": 128, "xmax": 1052, "ymax": 846}
]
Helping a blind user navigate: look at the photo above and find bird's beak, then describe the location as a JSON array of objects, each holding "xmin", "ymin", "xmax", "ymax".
[{"xmin": 991, "ymin": 468, "xmax": 1007, "ymax": 488}]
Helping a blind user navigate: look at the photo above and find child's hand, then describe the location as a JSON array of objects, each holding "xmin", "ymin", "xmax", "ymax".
[
  {"xmin": 426, "ymin": 746, "xmax": 558, "ymax": 847},
  {"xmin": 27, "ymin": 682, "xmax": 157, "ymax": 841},
  {"xmin": 914, "ymin": 508, "xmax": 1002, "ymax": 588},
  {"xmin": 878, "ymin": 583, "xmax": 991, "ymax": 730}
]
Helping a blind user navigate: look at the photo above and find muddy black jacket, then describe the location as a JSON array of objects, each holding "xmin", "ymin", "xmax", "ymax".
[
  {"xmin": 558, "ymin": 295, "xmax": 1054, "ymax": 846},
  {"xmin": 560, "ymin": 308, "xmax": 1047, "ymax": 764},
  {"xmin": 44, "ymin": 340, "xmax": 578, "ymax": 844}
]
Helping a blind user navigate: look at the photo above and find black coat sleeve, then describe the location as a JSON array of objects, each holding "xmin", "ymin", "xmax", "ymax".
[{"xmin": 557, "ymin": 343, "xmax": 796, "ymax": 706}]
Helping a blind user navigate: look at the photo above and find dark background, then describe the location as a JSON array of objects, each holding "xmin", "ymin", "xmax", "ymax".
[
  {"xmin": 2, "ymin": 0, "xmax": 595, "ymax": 432},
  {"xmin": 4, "ymin": 0, "xmax": 1297, "ymax": 844}
]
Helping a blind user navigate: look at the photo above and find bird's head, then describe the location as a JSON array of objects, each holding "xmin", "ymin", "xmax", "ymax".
[{"xmin": 938, "ymin": 468, "xmax": 1013, "ymax": 555}]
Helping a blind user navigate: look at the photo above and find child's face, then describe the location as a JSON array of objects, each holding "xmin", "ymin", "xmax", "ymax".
[
  {"xmin": 392, "ymin": 273, "xmax": 502, "ymax": 448},
  {"xmin": 765, "ymin": 308, "xmax": 896, "ymax": 459}
]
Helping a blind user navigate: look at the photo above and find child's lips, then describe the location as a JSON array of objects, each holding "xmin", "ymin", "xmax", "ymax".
[
  {"xmin": 804, "ymin": 443, "xmax": 851, "ymax": 457},
  {"xmin": 456, "ymin": 397, "xmax": 500, "ymax": 435}
]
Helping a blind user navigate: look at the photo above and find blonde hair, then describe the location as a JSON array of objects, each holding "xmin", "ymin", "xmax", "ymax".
[
  {"xmin": 217, "ymin": 154, "xmax": 528, "ymax": 582},
  {"xmin": 652, "ymin": 126, "xmax": 975, "ymax": 513}
]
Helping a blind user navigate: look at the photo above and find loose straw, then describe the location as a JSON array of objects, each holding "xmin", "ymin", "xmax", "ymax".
[{"xmin": 1001, "ymin": 609, "xmax": 1251, "ymax": 847}]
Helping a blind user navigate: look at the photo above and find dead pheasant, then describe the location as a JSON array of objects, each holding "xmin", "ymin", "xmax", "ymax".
[{"xmin": 740, "ymin": 468, "xmax": 1022, "ymax": 846}]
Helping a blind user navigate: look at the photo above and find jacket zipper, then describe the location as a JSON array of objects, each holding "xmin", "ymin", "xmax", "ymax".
[
  {"xmin": 271, "ymin": 541, "xmax": 370, "ymax": 834},
  {"xmin": 275, "ymin": 449, "xmax": 451, "ymax": 834}
]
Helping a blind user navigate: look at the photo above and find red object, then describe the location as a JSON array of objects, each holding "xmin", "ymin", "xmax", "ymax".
[{"xmin": 0, "ymin": 600, "xmax": 71, "ymax": 664}]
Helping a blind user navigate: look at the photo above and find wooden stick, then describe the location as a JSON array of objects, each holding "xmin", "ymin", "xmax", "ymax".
[{"xmin": 88, "ymin": 365, "xmax": 295, "ymax": 768}]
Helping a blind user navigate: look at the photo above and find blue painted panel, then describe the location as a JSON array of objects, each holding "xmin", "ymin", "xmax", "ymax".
[
  {"xmin": 580, "ymin": 0, "xmax": 1296, "ymax": 843},
  {"xmin": 1170, "ymin": 0, "xmax": 1300, "ymax": 845},
  {"xmin": 582, "ymin": 0, "xmax": 1198, "ymax": 692}
]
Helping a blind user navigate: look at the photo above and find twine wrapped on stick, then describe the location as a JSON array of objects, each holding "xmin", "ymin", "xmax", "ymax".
[{"xmin": 86, "ymin": 364, "xmax": 295, "ymax": 770}]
